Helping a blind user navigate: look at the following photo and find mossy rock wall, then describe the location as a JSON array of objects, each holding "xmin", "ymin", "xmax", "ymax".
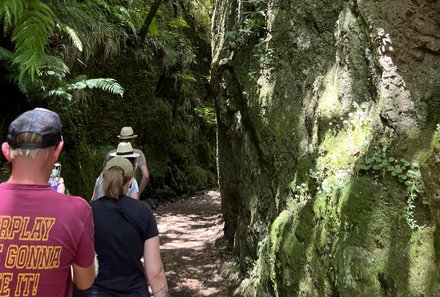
[{"xmin": 211, "ymin": 0, "xmax": 440, "ymax": 296}]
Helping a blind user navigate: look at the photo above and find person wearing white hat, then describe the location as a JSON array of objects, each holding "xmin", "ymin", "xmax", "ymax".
[
  {"xmin": 91, "ymin": 142, "xmax": 141, "ymax": 200},
  {"xmin": 105, "ymin": 127, "xmax": 150, "ymax": 197}
]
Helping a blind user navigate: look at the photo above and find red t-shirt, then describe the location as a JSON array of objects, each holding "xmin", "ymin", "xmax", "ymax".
[{"xmin": 0, "ymin": 183, "xmax": 95, "ymax": 297}]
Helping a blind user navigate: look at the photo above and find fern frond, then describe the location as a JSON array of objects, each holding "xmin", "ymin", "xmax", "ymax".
[
  {"xmin": 114, "ymin": 6, "xmax": 137, "ymax": 34},
  {"xmin": 0, "ymin": 0, "xmax": 25, "ymax": 28},
  {"xmin": 58, "ymin": 23, "xmax": 83, "ymax": 52},
  {"xmin": 0, "ymin": 47, "xmax": 20, "ymax": 84},
  {"xmin": 40, "ymin": 55, "xmax": 70, "ymax": 80},
  {"xmin": 48, "ymin": 77, "xmax": 124, "ymax": 101},
  {"xmin": 87, "ymin": 0, "xmax": 111, "ymax": 12},
  {"xmin": 84, "ymin": 78, "xmax": 124, "ymax": 97},
  {"xmin": 11, "ymin": 1, "xmax": 55, "ymax": 80},
  {"xmin": 68, "ymin": 81, "xmax": 88, "ymax": 91},
  {"xmin": 48, "ymin": 87, "xmax": 72, "ymax": 101},
  {"xmin": 0, "ymin": 46, "xmax": 14, "ymax": 62}
]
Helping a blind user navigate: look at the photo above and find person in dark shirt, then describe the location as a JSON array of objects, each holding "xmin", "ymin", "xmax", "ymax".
[{"xmin": 74, "ymin": 157, "xmax": 168, "ymax": 297}]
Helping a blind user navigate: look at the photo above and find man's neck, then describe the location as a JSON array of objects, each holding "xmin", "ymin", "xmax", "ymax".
[
  {"xmin": 8, "ymin": 156, "xmax": 52, "ymax": 185},
  {"xmin": 8, "ymin": 172, "xmax": 50, "ymax": 185}
]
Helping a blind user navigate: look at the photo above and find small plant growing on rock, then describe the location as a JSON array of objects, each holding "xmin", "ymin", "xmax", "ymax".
[{"xmin": 359, "ymin": 152, "xmax": 424, "ymax": 230}]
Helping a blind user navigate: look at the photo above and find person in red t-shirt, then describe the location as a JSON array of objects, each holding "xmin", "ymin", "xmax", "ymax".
[{"xmin": 0, "ymin": 108, "xmax": 96, "ymax": 296}]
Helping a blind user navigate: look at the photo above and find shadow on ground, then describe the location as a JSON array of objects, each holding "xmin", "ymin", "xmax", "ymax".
[{"xmin": 155, "ymin": 190, "xmax": 235, "ymax": 297}]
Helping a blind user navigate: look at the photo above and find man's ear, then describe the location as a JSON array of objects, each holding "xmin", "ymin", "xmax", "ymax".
[
  {"xmin": 2, "ymin": 142, "xmax": 12, "ymax": 162},
  {"xmin": 54, "ymin": 141, "xmax": 64, "ymax": 159}
]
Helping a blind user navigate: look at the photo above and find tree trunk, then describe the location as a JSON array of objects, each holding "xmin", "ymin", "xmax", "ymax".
[{"xmin": 139, "ymin": 0, "xmax": 164, "ymax": 40}]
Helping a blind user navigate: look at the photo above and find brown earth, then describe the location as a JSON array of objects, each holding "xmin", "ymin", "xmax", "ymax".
[{"xmin": 154, "ymin": 190, "xmax": 238, "ymax": 297}]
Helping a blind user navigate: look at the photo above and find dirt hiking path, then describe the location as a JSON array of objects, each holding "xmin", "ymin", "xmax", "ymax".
[{"xmin": 155, "ymin": 190, "xmax": 235, "ymax": 297}]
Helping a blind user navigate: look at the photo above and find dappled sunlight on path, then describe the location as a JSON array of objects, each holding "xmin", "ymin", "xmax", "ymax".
[{"xmin": 155, "ymin": 190, "xmax": 232, "ymax": 297}]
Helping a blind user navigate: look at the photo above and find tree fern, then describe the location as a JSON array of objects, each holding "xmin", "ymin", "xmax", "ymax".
[{"xmin": 9, "ymin": 0, "xmax": 55, "ymax": 80}]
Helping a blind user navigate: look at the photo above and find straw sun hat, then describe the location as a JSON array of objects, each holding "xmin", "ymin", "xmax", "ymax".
[
  {"xmin": 109, "ymin": 142, "xmax": 140, "ymax": 159},
  {"xmin": 117, "ymin": 127, "xmax": 138, "ymax": 140},
  {"xmin": 104, "ymin": 157, "xmax": 134, "ymax": 178}
]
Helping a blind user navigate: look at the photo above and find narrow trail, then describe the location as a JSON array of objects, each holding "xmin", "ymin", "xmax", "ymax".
[{"xmin": 154, "ymin": 190, "xmax": 235, "ymax": 297}]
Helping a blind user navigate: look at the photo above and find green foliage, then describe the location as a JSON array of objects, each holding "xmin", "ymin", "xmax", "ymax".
[
  {"xmin": 194, "ymin": 107, "xmax": 216, "ymax": 125},
  {"xmin": 0, "ymin": 52, "xmax": 125, "ymax": 101},
  {"xmin": 49, "ymin": 0, "xmax": 135, "ymax": 63},
  {"xmin": 113, "ymin": 6, "xmax": 138, "ymax": 34},
  {"xmin": 0, "ymin": 0, "xmax": 25, "ymax": 30},
  {"xmin": 221, "ymin": 0, "xmax": 267, "ymax": 50},
  {"xmin": 188, "ymin": 0, "xmax": 211, "ymax": 38},
  {"xmin": 82, "ymin": 78, "xmax": 124, "ymax": 95},
  {"xmin": 57, "ymin": 23, "xmax": 83, "ymax": 52},
  {"xmin": 358, "ymin": 152, "xmax": 424, "ymax": 229},
  {"xmin": 0, "ymin": 47, "xmax": 15, "ymax": 82},
  {"xmin": 148, "ymin": 18, "xmax": 160, "ymax": 37},
  {"xmin": 0, "ymin": 46, "xmax": 13, "ymax": 61},
  {"xmin": 175, "ymin": 165, "xmax": 217, "ymax": 194},
  {"xmin": 1, "ymin": 0, "xmax": 55, "ymax": 80},
  {"xmin": 19, "ymin": 55, "xmax": 125, "ymax": 101},
  {"xmin": 147, "ymin": 30, "xmax": 196, "ymax": 71},
  {"xmin": 48, "ymin": 77, "xmax": 124, "ymax": 101},
  {"xmin": 1, "ymin": 0, "xmax": 125, "ymax": 84},
  {"xmin": 0, "ymin": 0, "xmax": 215, "ymax": 203},
  {"xmin": 170, "ymin": 16, "xmax": 190, "ymax": 29},
  {"xmin": 40, "ymin": 55, "xmax": 70, "ymax": 80},
  {"xmin": 0, "ymin": 163, "xmax": 11, "ymax": 182}
]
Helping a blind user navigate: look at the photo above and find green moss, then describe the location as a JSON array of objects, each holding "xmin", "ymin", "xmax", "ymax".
[
  {"xmin": 258, "ymin": 84, "xmax": 275, "ymax": 108},
  {"xmin": 315, "ymin": 65, "xmax": 340, "ymax": 119},
  {"xmin": 233, "ymin": 277, "xmax": 268, "ymax": 297},
  {"xmin": 334, "ymin": 246, "xmax": 382, "ymax": 296},
  {"xmin": 405, "ymin": 229, "xmax": 438, "ymax": 296},
  {"xmin": 266, "ymin": 203, "xmax": 319, "ymax": 296}
]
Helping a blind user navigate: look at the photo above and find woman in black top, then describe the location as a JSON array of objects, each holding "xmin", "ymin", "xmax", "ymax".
[{"xmin": 74, "ymin": 157, "xmax": 168, "ymax": 297}]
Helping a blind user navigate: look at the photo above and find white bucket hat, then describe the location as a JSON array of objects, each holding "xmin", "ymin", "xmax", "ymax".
[
  {"xmin": 117, "ymin": 127, "xmax": 138, "ymax": 140},
  {"xmin": 109, "ymin": 142, "xmax": 140, "ymax": 158}
]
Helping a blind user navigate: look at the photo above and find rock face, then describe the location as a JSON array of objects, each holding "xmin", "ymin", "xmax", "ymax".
[{"xmin": 211, "ymin": 0, "xmax": 440, "ymax": 296}]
